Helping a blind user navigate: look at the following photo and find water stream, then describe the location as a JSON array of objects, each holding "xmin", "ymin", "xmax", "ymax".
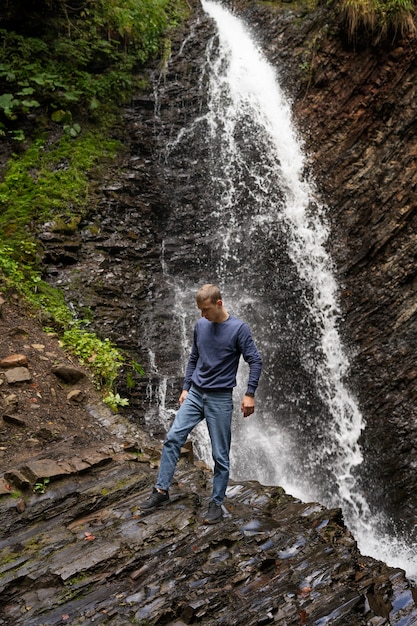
[{"xmin": 147, "ymin": 0, "xmax": 417, "ymax": 581}]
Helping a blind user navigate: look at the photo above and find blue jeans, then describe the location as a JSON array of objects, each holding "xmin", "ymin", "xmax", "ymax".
[{"xmin": 156, "ymin": 385, "xmax": 233, "ymax": 505}]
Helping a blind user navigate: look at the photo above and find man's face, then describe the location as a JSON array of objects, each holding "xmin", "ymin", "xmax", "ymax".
[{"xmin": 198, "ymin": 298, "xmax": 222, "ymax": 322}]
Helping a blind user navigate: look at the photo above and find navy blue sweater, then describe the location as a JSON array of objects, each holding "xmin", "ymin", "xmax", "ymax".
[{"xmin": 183, "ymin": 315, "xmax": 262, "ymax": 394}]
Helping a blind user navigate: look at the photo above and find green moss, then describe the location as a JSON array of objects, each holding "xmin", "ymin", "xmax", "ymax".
[
  {"xmin": 0, "ymin": 130, "xmax": 118, "ymax": 332},
  {"xmin": 0, "ymin": 131, "xmax": 130, "ymax": 392},
  {"xmin": 0, "ymin": 0, "xmax": 191, "ymax": 393},
  {"xmin": 4, "ymin": 490, "xmax": 23, "ymax": 499},
  {"xmin": 0, "ymin": 133, "xmax": 118, "ymax": 240}
]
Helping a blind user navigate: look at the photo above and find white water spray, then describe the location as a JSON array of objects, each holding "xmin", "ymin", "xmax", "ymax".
[
  {"xmin": 201, "ymin": 0, "xmax": 365, "ymax": 511},
  {"xmin": 145, "ymin": 349, "xmax": 176, "ymax": 436},
  {"xmin": 193, "ymin": 0, "xmax": 417, "ymax": 581}
]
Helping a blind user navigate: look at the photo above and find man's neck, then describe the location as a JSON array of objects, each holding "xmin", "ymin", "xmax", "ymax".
[{"xmin": 216, "ymin": 307, "xmax": 229, "ymax": 323}]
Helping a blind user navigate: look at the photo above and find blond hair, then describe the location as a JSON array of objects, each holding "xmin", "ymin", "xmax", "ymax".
[{"xmin": 196, "ymin": 284, "xmax": 222, "ymax": 304}]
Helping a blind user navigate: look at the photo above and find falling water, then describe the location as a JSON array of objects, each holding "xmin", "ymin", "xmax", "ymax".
[
  {"xmin": 151, "ymin": 0, "xmax": 417, "ymax": 580},
  {"xmin": 198, "ymin": 0, "xmax": 371, "ymax": 520}
]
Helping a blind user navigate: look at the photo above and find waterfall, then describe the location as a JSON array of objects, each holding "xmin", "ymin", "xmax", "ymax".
[{"xmin": 152, "ymin": 0, "xmax": 417, "ymax": 581}]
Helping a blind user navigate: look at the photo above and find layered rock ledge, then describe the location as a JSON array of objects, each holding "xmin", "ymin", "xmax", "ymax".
[{"xmin": 1, "ymin": 438, "xmax": 417, "ymax": 625}]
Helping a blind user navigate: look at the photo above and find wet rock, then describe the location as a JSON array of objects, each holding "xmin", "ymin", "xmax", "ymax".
[
  {"xmin": 51, "ymin": 364, "xmax": 86, "ymax": 384},
  {"xmin": 3, "ymin": 448, "xmax": 117, "ymax": 491},
  {"xmin": 1, "ymin": 2, "xmax": 416, "ymax": 625},
  {"xmin": 7, "ymin": 458, "xmax": 69, "ymax": 485},
  {"xmin": 0, "ymin": 450, "xmax": 416, "ymax": 625}
]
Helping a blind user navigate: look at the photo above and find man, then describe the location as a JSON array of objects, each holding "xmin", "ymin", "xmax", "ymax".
[{"xmin": 140, "ymin": 283, "xmax": 262, "ymax": 523}]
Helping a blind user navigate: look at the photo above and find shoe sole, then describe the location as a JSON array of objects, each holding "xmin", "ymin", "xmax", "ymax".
[
  {"xmin": 139, "ymin": 500, "xmax": 170, "ymax": 511},
  {"xmin": 202, "ymin": 516, "xmax": 223, "ymax": 524}
]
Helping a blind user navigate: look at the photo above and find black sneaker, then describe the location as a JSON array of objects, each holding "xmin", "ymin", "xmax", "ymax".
[
  {"xmin": 203, "ymin": 501, "xmax": 223, "ymax": 524},
  {"xmin": 139, "ymin": 487, "xmax": 170, "ymax": 510}
]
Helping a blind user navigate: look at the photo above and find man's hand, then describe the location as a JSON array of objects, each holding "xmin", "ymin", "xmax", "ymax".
[
  {"xmin": 241, "ymin": 394, "xmax": 255, "ymax": 418},
  {"xmin": 179, "ymin": 390, "xmax": 188, "ymax": 405}
]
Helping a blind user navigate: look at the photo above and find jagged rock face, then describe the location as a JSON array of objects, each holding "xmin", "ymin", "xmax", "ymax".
[{"xmin": 44, "ymin": 0, "xmax": 417, "ymax": 536}]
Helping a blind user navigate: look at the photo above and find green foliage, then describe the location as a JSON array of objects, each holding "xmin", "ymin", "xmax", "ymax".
[
  {"xmin": 60, "ymin": 328, "xmax": 125, "ymax": 390},
  {"xmin": 0, "ymin": 0, "xmax": 189, "ymax": 139},
  {"xmin": 0, "ymin": 134, "xmax": 118, "ymax": 242},
  {"xmin": 58, "ymin": 327, "xmax": 145, "ymax": 399},
  {"xmin": 0, "ymin": 130, "xmax": 118, "ymax": 325},
  {"xmin": 131, "ymin": 360, "xmax": 146, "ymax": 377},
  {"xmin": 0, "ymin": 245, "xmax": 73, "ymax": 326},
  {"xmin": 0, "ymin": 0, "xmax": 184, "ymax": 396},
  {"xmin": 33, "ymin": 477, "xmax": 50, "ymax": 494},
  {"xmin": 0, "ymin": 129, "xmax": 130, "ymax": 393},
  {"xmin": 103, "ymin": 391, "xmax": 130, "ymax": 411},
  {"xmin": 90, "ymin": 0, "xmax": 170, "ymax": 61}
]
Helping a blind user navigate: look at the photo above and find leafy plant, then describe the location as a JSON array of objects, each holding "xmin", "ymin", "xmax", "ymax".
[
  {"xmin": 0, "ymin": 0, "xmax": 183, "ymax": 399},
  {"xmin": 103, "ymin": 391, "xmax": 130, "ymax": 411},
  {"xmin": 0, "ymin": 0, "xmax": 190, "ymax": 139},
  {"xmin": 0, "ymin": 130, "xmax": 118, "ymax": 330},
  {"xmin": 0, "ymin": 129, "xmax": 135, "ymax": 395},
  {"xmin": 60, "ymin": 328, "xmax": 125, "ymax": 390},
  {"xmin": 33, "ymin": 477, "xmax": 50, "ymax": 494}
]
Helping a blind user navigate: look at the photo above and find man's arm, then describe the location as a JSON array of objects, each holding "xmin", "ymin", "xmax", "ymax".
[
  {"xmin": 181, "ymin": 326, "xmax": 199, "ymax": 402},
  {"xmin": 239, "ymin": 325, "xmax": 262, "ymax": 390},
  {"xmin": 238, "ymin": 323, "xmax": 262, "ymax": 417}
]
